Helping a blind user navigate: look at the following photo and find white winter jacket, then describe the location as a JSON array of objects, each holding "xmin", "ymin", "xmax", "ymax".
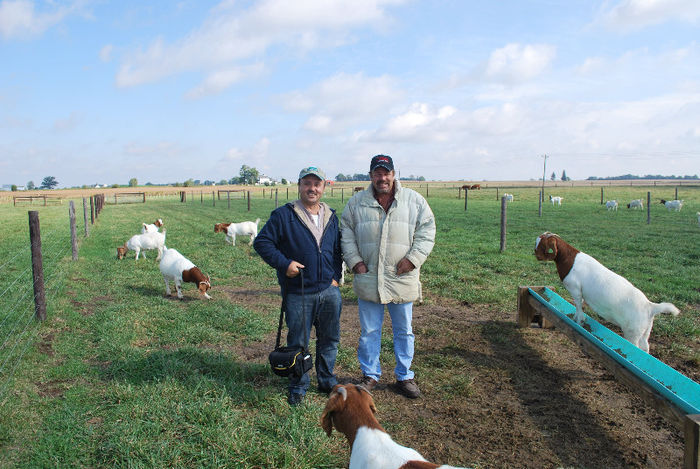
[{"xmin": 341, "ymin": 179, "xmax": 436, "ymax": 304}]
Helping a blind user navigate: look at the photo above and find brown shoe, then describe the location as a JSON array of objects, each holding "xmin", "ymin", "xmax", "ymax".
[
  {"xmin": 359, "ymin": 375, "xmax": 378, "ymax": 391},
  {"xmin": 394, "ymin": 379, "xmax": 420, "ymax": 398}
]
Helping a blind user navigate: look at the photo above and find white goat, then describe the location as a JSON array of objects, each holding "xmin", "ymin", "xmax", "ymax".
[
  {"xmin": 214, "ymin": 218, "xmax": 260, "ymax": 246},
  {"xmin": 141, "ymin": 218, "xmax": 163, "ymax": 233},
  {"xmin": 627, "ymin": 199, "xmax": 643, "ymax": 209},
  {"xmin": 159, "ymin": 247, "xmax": 211, "ymax": 300},
  {"xmin": 549, "ymin": 195, "xmax": 562, "ymax": 206},
  {"xmin": 605, "ymin": 200, "xmax": 618, "ymax": 211},
  {"xmin": 534, "ymin": 232, "xmax": 679, "ymax": 353},
  {"xmin": 321, "ymin": 384, "xmax": 467, "ymax": 469},
  {"xmin": 660, "ymin": 199, "xmax": 683, "ymax": 211},
  {"xmin": 117, "ymin": 230, "xmax": 166, "ymax": 260},
  {"xmin": 503, "ymin": 193, "xmax": 514, "ymax": 202}
]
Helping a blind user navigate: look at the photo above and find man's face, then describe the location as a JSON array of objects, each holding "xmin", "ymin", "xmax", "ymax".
[
  {"xmin": 370, "ymin": 167, "xmax": 395, "ymax": 195},
  {"xmin": 299, "ymin": 176, "xmax": 325, "ymax": 205}
]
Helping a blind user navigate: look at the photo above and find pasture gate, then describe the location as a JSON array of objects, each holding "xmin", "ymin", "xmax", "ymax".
[{"xmin": 518, "ymin": 286, "xmax": 700, "ymax": 469}]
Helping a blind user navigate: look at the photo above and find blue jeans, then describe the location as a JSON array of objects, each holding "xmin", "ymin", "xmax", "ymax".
[
  {"xmin": 357, "ymin": 299, "xmax": 415, "ymax": 381},
  {"xmin": 285, "ymin": 285, "xmax": 342, "ymax": 395}
]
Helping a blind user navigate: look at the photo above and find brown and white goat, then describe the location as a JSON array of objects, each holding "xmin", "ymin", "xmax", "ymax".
[
  {"xmin": 320, "ymin": 384, "xmax": 466, "ymax": 469},
  {"xmin": 214, "ymin": 218, "xmax": 260, "ymax": 246},
  {"xmin": 141, "ymin": 218, "xmax": 164, "ymax": 233},
  {"xmin": 158, "ymin": 247, "xmax": 211, "ymax": 300},
  {"xmin": 534, "ymin": 232, "xmax": 679, "ymax": 352}
]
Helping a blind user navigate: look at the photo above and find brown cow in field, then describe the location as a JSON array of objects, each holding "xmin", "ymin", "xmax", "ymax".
[
  {"xmin": 470, "ymin": 184, "xmax": 481, "ymax": 190},
  {"xmin": 354, "ymin": 186, "xmax": 364, "ymax": 192}
]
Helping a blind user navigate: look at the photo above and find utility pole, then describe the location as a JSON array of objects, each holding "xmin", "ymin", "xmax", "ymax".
[{"xmin": 540, "ymin": 154, "xmax": 548, "ymax": 203}]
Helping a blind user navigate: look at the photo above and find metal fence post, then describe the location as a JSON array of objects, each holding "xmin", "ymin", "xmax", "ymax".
[
  {"xmin": 500, "ymin": 196, "xmax": 507, "ymax": 253},
  {"xmin": 69, "ymin": 201, "xmax": 78, "ymax": 261}
]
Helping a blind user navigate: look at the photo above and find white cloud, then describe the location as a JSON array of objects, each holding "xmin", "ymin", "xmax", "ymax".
[
  {"xmin": 185, "ymin": 63, "xmax": 265, "ymax": 99},
  {"xmin": 99, "ymin": 44, "xmax": 112, "ymax": 63},
  {"xmin": 599, "ymin": 0, "xmax": 700, "ymax": 30},
  {"xmin": 376, "ymin": 102, "xmax": 457, "ymax": 141},
  {"xmin": 52, "ymin": 112, "xmax": 81, "ymax": 132},
  {"xmin": 283, "ymin": 72, "xmax": 403, "ymax": 133},
  {"xmin": 116, "ymin": 0, "xmax": 406, "ymax": 91},
  {"xmin": 482, "ymin": 43, "xmax": 556, "ymax": 84},
  {"xmin": 0, "ymin": 0, "xmax": 85, "ymax": 40}
]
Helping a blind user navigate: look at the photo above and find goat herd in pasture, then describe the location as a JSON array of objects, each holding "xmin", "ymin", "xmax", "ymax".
[{"xmin": 110, "ymin": 190, "xmax": 694, "ymax": 468}]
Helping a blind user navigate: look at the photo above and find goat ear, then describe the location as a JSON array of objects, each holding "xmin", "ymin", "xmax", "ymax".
[
  {"xmin": 320, "ymin": 390, "xmax": 346, "ymax": 437},
  {"xmin": 544, "ymin": 236, "xmax": 557, "ymax": 259}
]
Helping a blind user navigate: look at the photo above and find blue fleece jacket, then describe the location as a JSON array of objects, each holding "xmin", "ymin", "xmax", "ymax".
[{"xmin": 254, "ymin": 202, "xmax": 342, "ymax": 295}]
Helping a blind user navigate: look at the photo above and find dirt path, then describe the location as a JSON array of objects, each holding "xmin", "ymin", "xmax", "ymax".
[{"xmin": 223, "ymin": 287, "xmax": 690, "ymax": 468}]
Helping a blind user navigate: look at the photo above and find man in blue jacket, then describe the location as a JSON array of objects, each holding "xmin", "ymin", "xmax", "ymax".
[{"xmin": 254, "ymin": 166, "xmax": 343, "ymax": 406}]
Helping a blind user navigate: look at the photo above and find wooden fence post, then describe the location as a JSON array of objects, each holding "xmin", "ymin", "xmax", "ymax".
[
  {"xmin": 496, "ymin": 187, "xmax": 499, "ymax": 201},
  {"xmin": 83, "ymin": 197, "xmax": 89, "ymax": 237},
  {"xmin": 90, "ymin": 196, "xmax": 95, "ymax": 225},
  {"xmin": 341, "ymin": 188, "xmax": 344, "ymax": 203},
  {"xmin": 275, "ymin": 189, "xmax": 278, "ymax": 208},
  {"xmin": 69, "ymin": 201, "xmax": 78, "ymax": 261},
  {"xmin": 29, "ymin": 211, "xmax": 46, "ymax": 321},
  {"xmin": 212, "ymin": 191, "xmax": 215, "ymax": 207},
  {"xmin": 601, "ymin": 187, "xmax": 604, "ymax": 205},
  {"xmin": 227, "ymin": 191, "xmax": 230, "ymax": 209},
  {"xmin": 426, "ymin": 183, "xmax": 429, "ymax": 198},
  {"xmin": 538, "ymin": 190, "xmax": 542, "ymax": 217},
  {"xmin": 247, "ymin": 191, "xmax": 251, "ymax": 211},
  {"xmin": 675, "ymin": 187, "xmax": 679, "ymax": 200},
  {"xmin": 647, "ymin": 191, "xmax": 651, "ymax": 225},
  {"xmin": 500, "ymin": 196, "xmax": 507, "ymax": 253},
  {"xmin": 464, "ymin": 188, "xmax": 468, "ymax": 211}
]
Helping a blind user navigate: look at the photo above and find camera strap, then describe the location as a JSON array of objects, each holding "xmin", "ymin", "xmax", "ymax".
[{"xmin": 275, "ymin": 267, "xmax": 308, "ymax": 352}]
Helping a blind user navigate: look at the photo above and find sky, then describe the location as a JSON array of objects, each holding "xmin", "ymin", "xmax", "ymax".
[{"xmin": 1, "ymin": 0, "xmax": 699, "ymax": 188}]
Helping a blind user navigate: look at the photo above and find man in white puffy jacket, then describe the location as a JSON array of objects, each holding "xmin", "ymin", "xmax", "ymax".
[{"xmin": 341, "ymin": 154, "xmax": 436, "ymax": 398}]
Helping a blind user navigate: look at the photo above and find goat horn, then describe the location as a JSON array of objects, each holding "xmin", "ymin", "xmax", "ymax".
[{"xmin": 337, "ymin": 386, "xmax": 347, "ymax": 401}]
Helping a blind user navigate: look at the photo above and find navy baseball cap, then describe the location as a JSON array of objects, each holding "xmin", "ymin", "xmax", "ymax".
[{"xmin": 370, "ymin": 154, "xmax": 394, "ymax": 172}]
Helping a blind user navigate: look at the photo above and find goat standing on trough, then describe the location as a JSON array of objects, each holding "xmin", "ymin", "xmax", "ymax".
[
  {"xmin": 117, "ymin": 230, "xmax": 166, "ymax": 260},
  {"xmin": 214, "ymin": 218, "xmax": 260, "ymax": 246},
  {"xmin": 159, "ymin": 247, "xmax": 211, "ymax": 300},
  {"xmin": 534, "ymin": 232, "xmax": 679, "ymax": 353},
  {"xmin": 321, "ymin": 384, "xmax": 468, "ymax": 469},
  {"xmin": 141, "ymin": 218, "xmax": 164, "ymax": 233},
  {"xmin": 660, "ymin": 199, "xmax": 683, "ymax": 211}
]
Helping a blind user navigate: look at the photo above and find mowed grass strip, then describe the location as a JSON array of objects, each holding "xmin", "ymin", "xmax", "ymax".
[{"xmin": 0, "ymin": 185, "xmax": 698, "ymax": 467}]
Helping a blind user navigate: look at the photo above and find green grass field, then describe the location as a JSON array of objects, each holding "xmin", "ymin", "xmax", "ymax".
[{"xmin": 0, "ymin": 185, "xmax": 698, "ymax": 468}]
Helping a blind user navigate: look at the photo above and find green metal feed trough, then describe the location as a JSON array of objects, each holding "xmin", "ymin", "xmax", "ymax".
[{"xmin": 528, "ymin": 287, "xmax": 700, "ymax": 416}]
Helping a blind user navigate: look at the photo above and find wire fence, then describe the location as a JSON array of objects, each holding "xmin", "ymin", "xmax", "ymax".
[{"xmin": 0, "ymin": 195, "xmax": 104, "ymax": 399}]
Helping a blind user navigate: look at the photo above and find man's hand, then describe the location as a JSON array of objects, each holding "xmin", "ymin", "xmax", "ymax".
[
  {"xmin": 396, "ymin": 257, "xmax": 415, "ymax": 275},
  {"xmin": 352, "ymin": 261, "xmax": 369, "ymax": 274},
  {"xmin": 286, "ymin": 261, "xmax": 305, "ymax": 278}
]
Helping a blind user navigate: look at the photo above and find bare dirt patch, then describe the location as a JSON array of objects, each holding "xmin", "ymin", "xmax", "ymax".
[{"xmin": 223, "ymin": 287, "xmax": 692, "ymax": 468}]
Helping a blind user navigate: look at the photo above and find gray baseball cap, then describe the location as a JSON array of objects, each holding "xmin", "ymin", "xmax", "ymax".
[{"xmin": 298, "ymin": 166, "xmax": 326, "ymax": 181}]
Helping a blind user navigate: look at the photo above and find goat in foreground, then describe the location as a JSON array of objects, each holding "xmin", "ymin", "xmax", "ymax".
[
  {"xmin": 159, "ymin": 247, "xmax": 211, "ymax": 300},
  {"xmin": 534, "ymin": 232, "xmax": 679, "ymax": 353},
  {"xmin": 605, "ymin": 200, "xmax": 618, "ymax": 211},
  {"xmin": 117, "ymin": 230, "xmax": 166, "ymax": 260},
  {"xmin": 141, "ymin": 218, "xmax": 164, "ymax": 233},
  {"xmin": 627, "ymin": 199, "xmax": 643, "ymax": 209},
  {"xmin": 660, "ymin": 199, "xmax": 683, "ymax": 211},
  {"xmin": 321, "ymin": 384, "xmax": 467, "ymax": 469},
  {"xmin": 549, "ymin": 195, "xmax": 562, "ymax": 206},
  {"xmin": 214, "ymin": 218, "xmax": 260, "ymax": 246}
]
